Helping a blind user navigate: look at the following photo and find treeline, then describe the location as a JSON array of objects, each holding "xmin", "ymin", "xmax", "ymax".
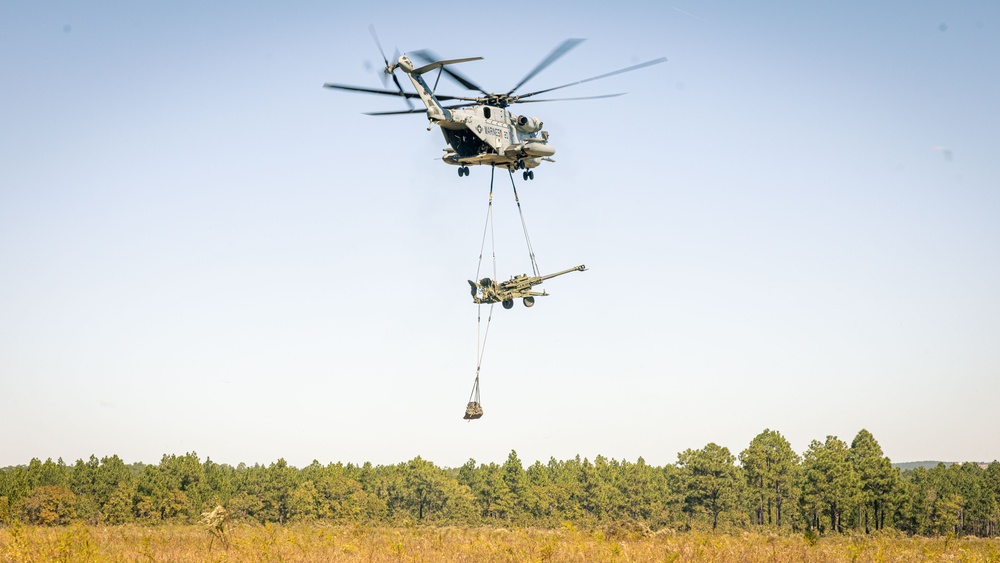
[{"xmin": 1, "ymin": 429, "xmax": 998, "ymax": 537}]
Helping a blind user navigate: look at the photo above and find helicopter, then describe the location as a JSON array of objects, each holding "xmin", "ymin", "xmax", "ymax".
[{"xmin": 324, "ymin": 31, "xmax": 666, "ymax": 180}]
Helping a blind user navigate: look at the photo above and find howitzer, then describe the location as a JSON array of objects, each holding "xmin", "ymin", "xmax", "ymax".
[{"xmin": 468, "ymin": 265, "xmax": 586, "ymax": 309}]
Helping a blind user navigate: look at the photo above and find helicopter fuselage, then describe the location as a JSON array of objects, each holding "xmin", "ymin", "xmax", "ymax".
[{"xmin": 438, "ymin": 105, "xmax": 555, "ymax": 170}]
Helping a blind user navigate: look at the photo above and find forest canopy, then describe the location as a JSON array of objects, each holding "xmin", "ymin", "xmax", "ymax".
[{"xmin": 2, "ymin": 429, "xmax": 998, "ymax": 537}]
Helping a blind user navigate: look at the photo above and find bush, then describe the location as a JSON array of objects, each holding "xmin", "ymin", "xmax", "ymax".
[{"xmin": 20, "ymin": 486, "xmax": 77, "ymax": 526}]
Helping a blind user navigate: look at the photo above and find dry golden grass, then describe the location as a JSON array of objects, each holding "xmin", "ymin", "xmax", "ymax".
[{"xmin": 2, "ymin": 523, "xmax": 999, "ymax": 562}]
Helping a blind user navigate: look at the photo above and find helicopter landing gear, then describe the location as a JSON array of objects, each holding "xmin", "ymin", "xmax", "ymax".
[
  {"xmin": 458, "ymin": 166, "xmax": 470, "ymax": 177},
  {"xmin": 523, "ymin": 296, "xmax": 535, "ymax": 308},
  {"xmin": 502, "ymin": 299, "xmax": 514, "ymax": 310},
  {"xmin": 515, "ymin": 158, "xmax": 525, "ymax": 170},
  {"xmin": 522, "ymin": 170, "xmax": 534, "ymax": 181}
]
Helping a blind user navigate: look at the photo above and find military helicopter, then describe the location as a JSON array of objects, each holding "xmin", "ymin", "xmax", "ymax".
[{"xmin": 324, "ymin": 30, "xmax": 666, "ymax": 180}]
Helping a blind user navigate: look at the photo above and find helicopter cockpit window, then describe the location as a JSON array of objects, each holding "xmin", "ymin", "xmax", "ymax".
[{"xmin": 483, "ymin": 107, "xmax": 491, "ymax": 119}]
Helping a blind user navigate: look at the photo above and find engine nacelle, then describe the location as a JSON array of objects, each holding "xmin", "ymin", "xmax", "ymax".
[{"xmin": 515, "ymin": 115, "xmax": 543, "ymax": 133}]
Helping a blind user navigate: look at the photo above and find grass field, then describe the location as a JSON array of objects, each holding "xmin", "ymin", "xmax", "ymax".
[{"xmin": 3, "ymin": 523, "xmax": 999, "ymax": 562}]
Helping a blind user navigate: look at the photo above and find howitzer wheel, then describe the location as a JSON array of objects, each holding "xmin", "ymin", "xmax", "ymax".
[
  {"xmin": 502, "ymin": 299, "xmax": 514, "ymax": 310},
  {"xmin": 523, "ymin": 296, "xmax": 535, "ymax": 308}
]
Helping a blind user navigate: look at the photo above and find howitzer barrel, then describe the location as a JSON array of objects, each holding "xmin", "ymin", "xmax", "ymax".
[{"xmin": 538, "ymin": 264, "xmax": 587, "ymax": 282}]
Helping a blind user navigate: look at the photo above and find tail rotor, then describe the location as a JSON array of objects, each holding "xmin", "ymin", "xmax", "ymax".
[{"xmin": 368, "ymin": 24, "xmax": 413, "ymax": 110}]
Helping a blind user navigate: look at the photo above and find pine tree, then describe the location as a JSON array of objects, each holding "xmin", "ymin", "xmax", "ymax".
[{"xmin": 740, "ymin": 429, "xmax": 800, "ymax": 527}]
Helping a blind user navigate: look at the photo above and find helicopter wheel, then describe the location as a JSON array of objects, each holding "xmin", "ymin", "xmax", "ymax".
[
  {"xmin": 517, "ymin": 159, "xmax": 525, "ymax": 169},
  {"xmin": 522, "ymin": 171, "xmax": 528, "ymax": 181},
  {"xmin": 502, "ymin": 299, "xmax": 514, "ymax": 310},
  {"xmin": 523, "ymin": 296, "xmax": 535, "ymax": 308},
  {"xmin": 528, "ymin": 170, "xmax": 534, "ymax": 180}
]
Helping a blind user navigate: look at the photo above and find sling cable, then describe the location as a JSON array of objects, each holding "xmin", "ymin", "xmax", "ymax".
[{"xmin": 464, "ymin": 167, "xmax": 585, "ymax": 420}]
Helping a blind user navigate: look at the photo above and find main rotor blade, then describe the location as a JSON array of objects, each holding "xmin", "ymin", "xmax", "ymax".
[
  {"xmin": 323, "ymin": 83, "xmax": 424, "ymax": 99},
  {"xmin": 364, "ymin": 103, "xmax": 475, "ymax": 116},
  {"xmin": 514, "ymin": 93, "xmax": 626, "ymax": 104},
  {"xmin": 324, "ymin": 82, "xmax": 478, "ymax": 108},
  {"xmin": 410, "ymin": 49, "xmax": 488, "ymax": 95},
  {"xmin": 365, "ymin": 108, "xmax": 429, "ymax": 115},
  {"xmin": 507, "ymin": 38, "xmax": 585, "ymax": 96},
  {"xmin": 516, "ymin": 57, "xmax": 667, "ymax": 100}
]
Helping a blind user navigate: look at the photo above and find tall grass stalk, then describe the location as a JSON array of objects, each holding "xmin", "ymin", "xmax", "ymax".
[{"xmin": 2, "ymin": 525, "xmax": 999, "ymax": 562}]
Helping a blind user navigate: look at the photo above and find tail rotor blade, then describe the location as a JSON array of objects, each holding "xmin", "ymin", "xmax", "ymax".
[
  {"xmin": 368, "ymin": 25, "xmax": 412, "ymax": 109},
  {"xmin": 369, "ymin": 24, "xmax": 390, "ymax": 68},
  {"xmin": 392, "ymin": 73, "xmax": 414, "ymax": 109},
  {"xmin": 390, "ymin": 46, "xmax": 413, "ymax": 109}
]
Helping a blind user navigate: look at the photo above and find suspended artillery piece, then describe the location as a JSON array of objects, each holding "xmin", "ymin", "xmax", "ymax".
[
  {"xmin": 468, "ymin": 265, "xmax": 587, "ymax": 309},
  {"xmin": 463, "ymin": 266, "xmax": 584, "ymax": 419}
]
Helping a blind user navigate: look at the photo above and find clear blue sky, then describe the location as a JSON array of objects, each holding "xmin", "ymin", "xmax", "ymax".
[{"xmin": 2, "ymin": 1, "xmax": 998, "ymax": 469}]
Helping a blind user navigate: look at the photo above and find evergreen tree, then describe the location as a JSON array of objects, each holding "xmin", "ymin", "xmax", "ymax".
[
  {"xmin": 66, "ymin": 454, "xmax": 136, "ymax": 524},
  {"xmin": 982, "ymin": 462, "xmax": 1000, "ymax": 537},
  {"xmin": 740, "ymin": 429, "xmax": 800, "ymax": 527},
  {"xmin": 849, "ymin": 429, "xmax": 900, "ymax": 532},
  {"xmin": 677, "ymin": 443, "xmax": 743, "ymax": 530},
  {"xmin": 947, "ymin": 462, "xmax": 994, "ymax": 536},
  {"xmin": 29, "ymin": 458, "xmax": 70, "ymax": 489},
  {"xmin": 548, "ymin": 456, "xmax": 585, "ymax": 521},
  {"xmin": 260, "ymin": 458, "xmax": 298, "ymax": 524},
  {"xmin": 200, "ymin": 457, "xmax": 237, "ymax": 509},
  {"xmin": 800, "ymin": 436, "xmax": 860, "ymax": 533},
  {"xmin": 523, "ymin": 460, "xmax": 556, "ymax": 522},
  {"xmin": 500, "ymin": 450, "xmax": 528, "ymax": 520},
  {"xmin": 0, "ymin": 466, "xmax": 32, "ymax": 512}
]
